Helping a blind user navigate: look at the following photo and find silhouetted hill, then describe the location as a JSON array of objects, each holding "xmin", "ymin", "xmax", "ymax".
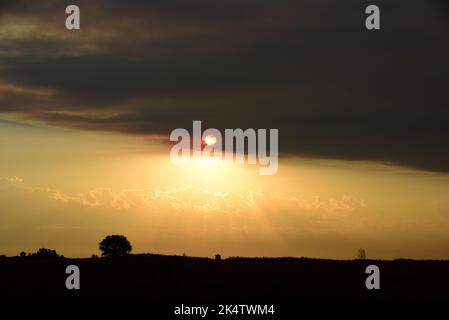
[{"xmin": 0, "ymin": 254, "xmax": 448, "ymax": 300}]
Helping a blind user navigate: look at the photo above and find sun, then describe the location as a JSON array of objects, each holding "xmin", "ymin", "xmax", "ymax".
[{"xmin": 204, "ymin": 135, "xmax": 217, "ymax": 146}]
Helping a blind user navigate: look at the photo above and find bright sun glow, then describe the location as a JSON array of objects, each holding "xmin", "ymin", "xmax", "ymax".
[{"xmin": 204, "ymin": 135, "xmax": 216, "ymax": 146}]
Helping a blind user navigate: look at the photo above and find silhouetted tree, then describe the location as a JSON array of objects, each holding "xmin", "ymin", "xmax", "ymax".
[
  {"xmin": 357, "ymin": 248, "xmax": 366, "ymax": 260},
  {"xmin": 99, "ymin": 235, "xmax": 132, "ymax": 257},
  {"xmin": 215, "ymin": 254, "xmax": 221, "ymax": 262},
  {"xmin": 19, "ymin": 251, "xmax": 27, "ymax": 258}
]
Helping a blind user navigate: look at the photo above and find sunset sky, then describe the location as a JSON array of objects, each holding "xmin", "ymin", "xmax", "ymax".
[{"xmin": 1, "ymin": 0, "xmax": 448, "ymax": 259}]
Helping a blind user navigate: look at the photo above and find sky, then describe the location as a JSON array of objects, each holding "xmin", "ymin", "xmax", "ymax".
[{"xmin": 0, "ymin": 0, "xmax": 448, "ymax": 259}]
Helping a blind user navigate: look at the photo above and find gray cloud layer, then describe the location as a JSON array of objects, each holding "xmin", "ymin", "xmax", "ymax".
[{"xmin": 1, "ymin": 0, "xmax": 448, "ymax": 171}]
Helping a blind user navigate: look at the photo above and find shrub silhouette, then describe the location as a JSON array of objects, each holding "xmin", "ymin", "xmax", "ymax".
[
  {"xmin": 99, "ymin": 235, "xmax": 132, "ymax": 257},
  {"xmin": 357, "ymin": 248, "xmax": 366, "ymax": 260},
  {"xmin": 32, "ymin": 248, "xmax": 61, "ymax": 258}
]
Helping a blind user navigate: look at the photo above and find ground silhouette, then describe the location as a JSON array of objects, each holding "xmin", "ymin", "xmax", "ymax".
[{"xmin": 0, "ymin": 253, "xmax": 448, "ymax": 300}]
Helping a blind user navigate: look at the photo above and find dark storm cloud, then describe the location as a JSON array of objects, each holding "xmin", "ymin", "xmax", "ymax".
[{"xmin": 0, "ymin": 0, "xmax": 448, "ymax": 172}]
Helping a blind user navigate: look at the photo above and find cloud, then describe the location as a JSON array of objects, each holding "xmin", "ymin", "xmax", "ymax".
[
  {"xmin": 2, "ymin": 177, "xmax": 366, "ymax": 214},
  {"xmin": 37, "ymin": 185, "xmax": 366, "ymax": 214},
  {"xmin": 1, "ymin": 0, "xmax": 449, "ymax": 172},
  {"xmin": 0, "ymin": 176, "xmax": 23, "ymax": 187}
]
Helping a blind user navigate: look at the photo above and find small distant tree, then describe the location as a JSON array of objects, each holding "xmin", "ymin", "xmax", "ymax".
[
  {"xmin": 357, "ymin": 248, "xmax": 366, "ymax": 260},
  {"xmin": 19, "ymin": 251, "xmax": 27, "ymax": 258},
  {"xmin": 99, "ymin": 235, "xmax": 132, "ymax": 257},
  {"xmin": 215, "ymin": 254, "xmax": 221, "ymax": 262}
]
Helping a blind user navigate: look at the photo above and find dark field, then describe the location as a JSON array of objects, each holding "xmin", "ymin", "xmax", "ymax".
[{"xmin": 0, "ymin": 254, "xmax": 448, "ymax": 301}]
